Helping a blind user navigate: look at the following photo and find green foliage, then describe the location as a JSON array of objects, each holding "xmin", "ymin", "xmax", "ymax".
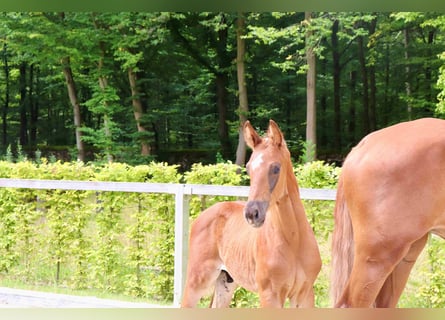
[
  {"xmin": 436, "ymin": 52, "xmax": 445, "ymax": 115},
  {"xmin": 0, "ymin": 162, "xmax": 22, "ymax": 272},
  {"xmin": 3, "ymin": 141, "xmax": 27, "ymax": 162},
  {"xmin": 39, "ymin": 161, "xmax": 94, "ymax": 287},
  {"xmin": 298, "ymin": 140, "xmax": 317, "ymax": 164},
  {"xmin": 230, "ymin": 287, "xmax": 260, "ymax": 308},
  {"xmin": 139, "ymin": 163, "xmax": 180, "ymax": 301},
  {"xmin": 294, "ymin": 160, "xmax": 340, "ymax": 189},
  {"xmin": 92, "ymin": 163, "xmax": 138, "ymax": 293},
  {"xmin": 414, "ymin": 236, "xmax": 445, "ymax": 308},
  {"xmin": 1, "ymin": 12, "xmax": 444, "ymax": 163},
  {"xmin": 0, "ymin": 161, "xmax": 42, "ymax": 279},
  {"xmin": 184, "ymin": 161, "xmax": 248, "ymax": 219},
  {"xmin": 184, "ymin": 161, "xmax": 247, "ymax": 186},
  {"xmin": 82, "ymin": 84, "xmax": 125, "ymax": 160}
]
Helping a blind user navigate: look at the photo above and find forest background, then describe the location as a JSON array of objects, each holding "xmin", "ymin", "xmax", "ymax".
[{"xmin": 1, "ymin": 12, "xmax": 445, "ymax": 167}]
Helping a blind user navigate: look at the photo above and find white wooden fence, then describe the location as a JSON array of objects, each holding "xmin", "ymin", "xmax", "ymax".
[{"xmin": 0, "ymin": 178, "xmax": 336, "ymax": 307}]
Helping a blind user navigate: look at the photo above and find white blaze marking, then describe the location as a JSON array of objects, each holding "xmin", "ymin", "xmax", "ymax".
[{"xmin": 251, "ymin": 153, "xmax": 264, "ymax": 171}]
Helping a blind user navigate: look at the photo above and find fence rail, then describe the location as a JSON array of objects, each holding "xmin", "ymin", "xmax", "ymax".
[{"xmin": 0, "ymin": 178, "xmax": 336, "ymax": 307}]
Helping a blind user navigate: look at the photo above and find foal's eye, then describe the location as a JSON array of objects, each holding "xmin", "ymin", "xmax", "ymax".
[{"xmin": 271, "ymin": 164, "xmax": 281, "ymax": 175}]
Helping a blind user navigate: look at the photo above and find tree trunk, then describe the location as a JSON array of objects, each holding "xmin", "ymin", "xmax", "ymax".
[
  {"xmin": 215, "ymin": 14, "xmax": 232, "ymax": 159},
  {"xmin": 357, "ymin": 34, "xmax": 370, "ymax": 135},
  {"xmin": 216, "ymin": 73, "xmax": 231, "ymax": 159},
  {"xmin": 29, "ymin": 64, "xmax": 39, "ymax": 146},
  {"xmin": 368, "ymin": 17, "xmax": 377, "ymax": 132},
  {"xmin": 331, "ymin": 19, "xmax": 341, "ymax": 151},
  {"xmin": 235, "ymin": 13, "xmax": 249, "ymax": 166},
  {"xmin": 425, "ymin": 30, "xmax": 435, "ymax": 102},
  {"xmin": 98, "ymin": 42, "xmax": 113, "ymax": 162},
  {"xmin": 305, "ymin": 12, "xmax": 317, "ymax": 162},
  {"xmin": 2, "ymin": 43, "xmax": 9, "ymax": 147},
  {"xmin": 61, "ymin": 56, "xmax": 85, "ymax": 162},
  {"xmin": 348, "ymin": 71, "xmax": 357, "ymax": 143},
  {"xmin": 19, "ymin": 62, "xmax": 28, "ymax": 147},
  {"xmin": 320, "ymin": 58, "xmax": 328, "ymax": 148},
  {"xmin": 383, "ymin": 42, "xmax": 390, "ymax": 125},
  {"xmin": 92, "ymin": 14, "xmax": 114, "ymax": 162},
  {"xmin": 404, "ymin": 28, "xmax": 412, "ymax": 120},
  {"xmin": 128, "ymin": 67, "xmax": 151, "ymax": 156}
]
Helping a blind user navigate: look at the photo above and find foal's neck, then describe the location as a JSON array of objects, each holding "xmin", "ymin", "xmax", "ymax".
[{"xmin": 270, "ymin": 166, "xmax": 306, "ymax": 227}]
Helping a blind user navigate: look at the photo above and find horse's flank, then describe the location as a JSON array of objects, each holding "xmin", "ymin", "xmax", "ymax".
[{"xmin": 331, "ymin": 118, "xmax": 445, "ymax": 307}]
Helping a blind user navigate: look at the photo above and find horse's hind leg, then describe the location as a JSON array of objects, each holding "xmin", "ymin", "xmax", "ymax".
[
  {"xmin": 209, "ymin": 270, "xmax": 237, "ymax": 308},
  {"xmin": 375, "ymin": 234, "xmax": 428, "ymax": 307},
  {"xmin": 336, "ymin": 236, "xmax": 415, "ymax": 307}
]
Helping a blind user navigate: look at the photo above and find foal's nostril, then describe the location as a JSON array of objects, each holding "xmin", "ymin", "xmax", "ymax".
[
  {"xmin": 246, "ymin": 209, "xmax": 258, "ymax": 221},
  {"xmin": 245, "ymin": 208, "xmax": 256, "ymax": 224},
  {"xmin": 245, "ymin": 201, "xmax": 268, "ymax": 227}
]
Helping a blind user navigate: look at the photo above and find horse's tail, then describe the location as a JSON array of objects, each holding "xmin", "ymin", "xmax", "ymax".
[{"xmin": 330, "ymin": 175, "xmax": 354, "ymax": 306}]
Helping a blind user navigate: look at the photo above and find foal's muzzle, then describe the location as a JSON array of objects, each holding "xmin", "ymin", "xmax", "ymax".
[{"xmin": 244, "ymin": 201, "xmax": 269, "ymax": 228}]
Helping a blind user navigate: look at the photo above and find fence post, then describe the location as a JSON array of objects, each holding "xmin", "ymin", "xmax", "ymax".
[{"xmin": 173, "ymin": 185, "xmax": 190, "ymax": 307}]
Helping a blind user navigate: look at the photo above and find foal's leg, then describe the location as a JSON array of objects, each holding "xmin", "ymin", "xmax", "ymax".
[
  {"xmin": 209, "ymin": 270, "xmax": 237, "ymax": 308},
  {"xmin": 295, "ymin": 284, "xmax": 315, "ymax": 308},
  {"xmin": 256, "ymin": 264, "xmax": 296, "ymax": 307},
  {"xmin": 287, "ymin": 286, "xmax": 315, "ymax": 308},
  {"xmin": 181, "ymin": 260, "xmax": 221, "ymax": 307},
  {"xmin": 375, "ymin": 234, "xmax": 428, "ymax": 307},
  {"xmin": 257, "ymin": 279, "xmax": 288, "ymax": 307},
  {"xmin": 258, "ymin": 290, "xmax": 285, "ymax": 307},
  {"xmin": 181, "ymin": 262, "xmax": 221, "ymax": 307},
  {"xmin": 181, "ymin": 232, "xmax": 222, "ymax": 308}
]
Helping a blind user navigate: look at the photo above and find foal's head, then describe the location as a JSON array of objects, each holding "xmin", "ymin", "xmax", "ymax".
[{"xmin": 243, "ymin": 120, "xmax": 292, "ymax": 227}]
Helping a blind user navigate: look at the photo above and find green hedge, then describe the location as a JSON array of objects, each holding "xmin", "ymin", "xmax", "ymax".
[
  {"xmin": 0, "ymin": 160, "xmax": 182, "ymax": 302},
  {"xmin": 0, "ymin": 159, "xmax": 441, "ymax": 307}
]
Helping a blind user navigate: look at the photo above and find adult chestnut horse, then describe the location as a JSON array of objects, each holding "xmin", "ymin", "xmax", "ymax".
[
  {"xmin": 181, "ymin": 120, "xmax": 321, "ymax": 308},
  {"xmin": 331, "ymin": 118, "xmax": 445, "ymax": 308}
]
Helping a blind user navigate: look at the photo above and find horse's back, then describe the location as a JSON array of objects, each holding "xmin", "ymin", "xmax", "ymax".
[
  {"xmin": 342, "ymin": 118, "xmax": 445, "ymax": 238},
  {"xmin": 190, "ymin": 201, "xmax": 246, "ymax": 234},
  {"xmin": 346, "ymin": 118, "xmax": 445, "ymax": 169},
  {"xmin": 189, "ymin": 201, "xmax": 246, "ymax": 249}
]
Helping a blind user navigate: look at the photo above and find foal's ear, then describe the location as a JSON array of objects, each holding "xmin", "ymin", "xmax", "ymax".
[
  {"xmin": 267, "ymin": 120, "xmax": 284, "ymax": 147},
  {"xmin": 243, "ymin": 120, "xmax": 262, "ymax": 149}
]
